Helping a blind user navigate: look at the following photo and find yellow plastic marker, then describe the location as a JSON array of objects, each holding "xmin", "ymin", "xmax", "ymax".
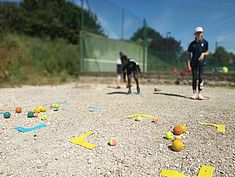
[
  {"xmin": 69, "ymin": 131, "xmax": 96, "ymax": 150},
  {"xmin": 160, "ymin": 165, "xmax": 214, "ymax": 177},
  {"xmin": 199, "ymin": 122, "xmax": 225, "ymax": 133},
  {"xmin": 197, "ymin": 165, "xmax": 214, "ymax": 177},
  {"xmin": 160, "ymin": 170, "xmax": 188, "ymax": 177},
  {"xmin": 128, "ymin": 114, "xmax": 155, "ymax": 119}
]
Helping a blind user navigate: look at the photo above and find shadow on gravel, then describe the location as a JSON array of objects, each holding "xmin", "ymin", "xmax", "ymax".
[
  {"xmin": 107, "ymin": 86, "xmax": 121, "ymax": 89},
  {"xmin": 73, "ymin": 85, "xmax": 91, "ymax": 89},
  {"xmin": 154, "ymin": 92, "xmax": 188, "ymax": 99},
  {"xmin": 168, "ymin": 145, "xmax": 175, "ymax": 151},
  {"xmin": 106, "ymin": 91, "xmax": 128, "ymax": 95}
]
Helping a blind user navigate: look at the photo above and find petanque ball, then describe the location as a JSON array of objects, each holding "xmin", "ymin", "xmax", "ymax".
[
  {"xmin": 173, "ymin": 125, "xmax": 184, "ymax": 135},
  {"xmin": 172, "ymin": 140, "xmax": 185, "ymax": 152},
  {"xmin": 15, "ymin": 107, "xmax": 22, "ymax": 113},
  {"xmin": 108, "ymin": 137, "xmax": 118, "ymax": 146},
  {"xmin": 27, "ymin": 111, "xmax": 34, "ymax": 118},
  {"xmin": 3, "ymin": 112, "xmax": 11, "ymax": 118}
]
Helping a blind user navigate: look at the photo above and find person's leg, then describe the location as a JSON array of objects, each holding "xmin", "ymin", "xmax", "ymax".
[
  {"xmin": 133, "ymin": 73, "xmax": 140, "ymax": 93},
  {"xmin": 191, "ymin": 64, "xmax": 198, "ymax": 99},
  {"xmin": 125, "ymin": 69, "xmax": 132, "ymax": 93},
  {"xmin": 117, "ymin": 74, "xmax": 121, "ymax": 88},
  {"xmin": 198, "ymin": 63, "xmax": 205, "ymax": 99},
  {"xmin": 122, "ymin": 69, "xmax": 126, "ymax": 82},
  {"xmin": 127, "ymin": 74, "xmax": 132, "ymax": 93},
  {"xmin": 117, "ymin": 65, "xmax": 122, "ymax": 88}
]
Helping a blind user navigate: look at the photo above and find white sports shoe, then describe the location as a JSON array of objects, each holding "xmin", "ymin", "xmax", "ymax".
[
  {"xmin": 190, "ymin": 93, "xmax": 197, "ymax": 100},
  {"xmin": 198, "ymin": 93, "xmax": 204, "ymax": 100}
]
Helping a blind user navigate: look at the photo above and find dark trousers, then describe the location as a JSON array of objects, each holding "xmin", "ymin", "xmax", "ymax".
[{"xmin": 191, "ymin": 62, "xmax": 204, "ymax": 92}]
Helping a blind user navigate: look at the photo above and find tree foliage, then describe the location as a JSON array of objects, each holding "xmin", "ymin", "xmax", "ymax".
[
  {"xmin": 130, "ymin": 26, "xmax": 182, "ymax": 65},
  {"xmin": 0, "ymin": 2, "xmax": 21, "ymax": 33},
  {"xmin": 213, "ymin": 47, "xmax": 235, "ymax": 65},
  {"xmin": 0, "ymin": 0, "xmax": 104, "ymax": 44},
  {"xmin": 204, "ymin": 46, "xmax": 235, "ymax": 69}
]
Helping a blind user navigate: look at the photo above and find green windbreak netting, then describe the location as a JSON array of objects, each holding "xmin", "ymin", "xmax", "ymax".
[{"xmin": 81, "ymin": 32, "xmax": 147, "ymax": 72}]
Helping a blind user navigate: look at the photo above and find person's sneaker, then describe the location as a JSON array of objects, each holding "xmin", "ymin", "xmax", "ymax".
[
  {"xmin": 137, "ymin": 87, "xmax": 140, "ymax": 94},
  {"xmin": 190, "ymin": 93, "xmax": 197, "ymax": 100},
  {"xmin": 128, "ymin": 89, "xmax": 132, "ymax": 94},
  {"xmin": 198, "ymin": 93, "xmax": 204, "ymax": 100}
]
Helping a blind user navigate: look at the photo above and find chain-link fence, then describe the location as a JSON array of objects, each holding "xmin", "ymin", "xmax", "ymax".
[{"xmin": 81, "ymin": 0, "xmax": 235, "ymax": 74}]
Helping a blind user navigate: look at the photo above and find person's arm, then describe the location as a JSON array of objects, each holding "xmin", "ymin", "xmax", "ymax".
[
  {"xmin": 187, "ymin": 42, "xmax": 193, "ymax": 70},
  {"xmin": 204, "ymin": 51, "xmax": 209, "ymax": 56},
  {"xmin": 187, "ymin": 53, "xmax": 192, "ymax": 71},
  {"xmin": 198, "ymin": 50, "xmax": 209, "ymax": 61}
]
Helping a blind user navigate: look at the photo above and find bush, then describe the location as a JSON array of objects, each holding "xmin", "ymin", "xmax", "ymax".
[{"xmin": 0, "ymin": 34, "xmax": 80, "ymax": 86}]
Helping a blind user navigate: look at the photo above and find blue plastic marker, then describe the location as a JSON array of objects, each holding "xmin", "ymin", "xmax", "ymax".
[
  {"xmin": 15, "ymin": 124, "xmax": 47, "ymax": 133},
  {"xmin": 88, "ymin": 105, "xmax": 101, "ymax": 112}
]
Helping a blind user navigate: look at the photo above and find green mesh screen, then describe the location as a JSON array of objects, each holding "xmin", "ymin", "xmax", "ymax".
[{"xmin": 81, "ymin": 32, "xmax": 147, "ymax": 72}]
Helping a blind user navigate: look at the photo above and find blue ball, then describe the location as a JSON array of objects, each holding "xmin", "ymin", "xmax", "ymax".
[
  {"xmin": 3, "ymin": 112, "xmax": 11, "ymax": 118},
  {"xmin": 27, "ymin": 111, "xmax": 34, "ymax": 118}
]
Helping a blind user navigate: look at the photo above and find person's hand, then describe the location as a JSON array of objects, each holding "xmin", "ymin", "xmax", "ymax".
[
  {"xmin": 198, "ymin": 53, "xmax": 204, "ymax": 61},
  {"xmin": 187, "ymin": 63, "xmax": 191, "ymax": 71}
]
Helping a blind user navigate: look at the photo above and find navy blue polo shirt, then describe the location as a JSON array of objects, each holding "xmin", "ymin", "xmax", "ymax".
[{"xmin": 188, "ymin": 39, "xmax": 208, "ymax": 64}]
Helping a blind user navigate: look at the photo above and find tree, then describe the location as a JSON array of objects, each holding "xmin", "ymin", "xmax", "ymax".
[
  {"xmin": 180, "ymin": 51, "xmax": 191, "ymax": 62},
  {"xmin": 0, "ymin": 2, "xmax": 21, "ymax": 33},
  {"xmin": 130, "ymin": 26, "xmax": 182, "ymax": 64},
  {"xmin": 0, "ymin": 0, "xmax": 104, "ymax": 44},
  {"xmin": 130, "ymin": 26, "xmax": 161, "ymax": 42},
  {"xmin": 213, "ymin": 46, "xmax": 233, "ymax": 65}
]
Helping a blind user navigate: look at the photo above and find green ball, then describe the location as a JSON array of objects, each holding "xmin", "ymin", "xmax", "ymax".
[
  {"xmin": 54, "ymin": 104, "xmax": 59, "ymax": 109},
  {"xmin": 27, "ymin": 111, "xmax": 34, "ymax": 118},
  {"xmin": 223, "ymin": 66, "xmax": 228, "ymax": 74},
  {"xmin": 166, "ymin": 131, "xmax": 174, "ymax": 140},
  {"xmin": 3, "ymin": 112, "xmax": 11, "ymax": 118}
]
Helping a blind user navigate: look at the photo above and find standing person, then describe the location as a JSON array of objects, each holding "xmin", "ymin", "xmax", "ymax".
[
  {"xmin": 121, "ymin": 55, "xmax": 141, "ymax": 94},
  {"xmin": 187, "ymin": 26, "xmax": 209, "ymax": 100}
]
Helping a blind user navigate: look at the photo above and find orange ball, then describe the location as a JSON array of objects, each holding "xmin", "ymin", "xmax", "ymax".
[
  {"xmin": 173, "ymin": 125, "xmax": 184, "ymax": 135},
  {"xmin": 15, "ymin": 107, "xmax": 22, "ymax": 113},
  {"xmin": 108, "ymin": 138, "xmax": 118, "ymax": 146}
]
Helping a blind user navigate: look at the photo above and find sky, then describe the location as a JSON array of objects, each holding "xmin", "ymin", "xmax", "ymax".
[
  {"xmin": 5, "ymin": 0, "xmax": 235, "ymax": 53},
  {"xmin": 76, "ymin": 0, "xmax": 235, "ymax": 53}
]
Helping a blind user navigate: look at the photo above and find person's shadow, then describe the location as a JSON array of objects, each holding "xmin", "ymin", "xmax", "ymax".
[
  {"xmin": 107, "ymin": 86, "xmax": 121, "ymax": 89},
  {"xmin": 154, "ymin": 92, "xmax": 188, "ymax": 99},
  {"xmin": 106, "ymin": 91, "xmax": 128, "ymax": 95}
]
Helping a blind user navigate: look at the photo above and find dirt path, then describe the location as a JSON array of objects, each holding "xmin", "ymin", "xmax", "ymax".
[{"xmin": 0, "ymin": 83, "xmax": 234, "ymax": 177}]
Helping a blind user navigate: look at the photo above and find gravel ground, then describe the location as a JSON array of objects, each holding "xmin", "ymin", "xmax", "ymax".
[{"xmin": 0, "ymin": 82, "xmax": 235, "ymax": 177}]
